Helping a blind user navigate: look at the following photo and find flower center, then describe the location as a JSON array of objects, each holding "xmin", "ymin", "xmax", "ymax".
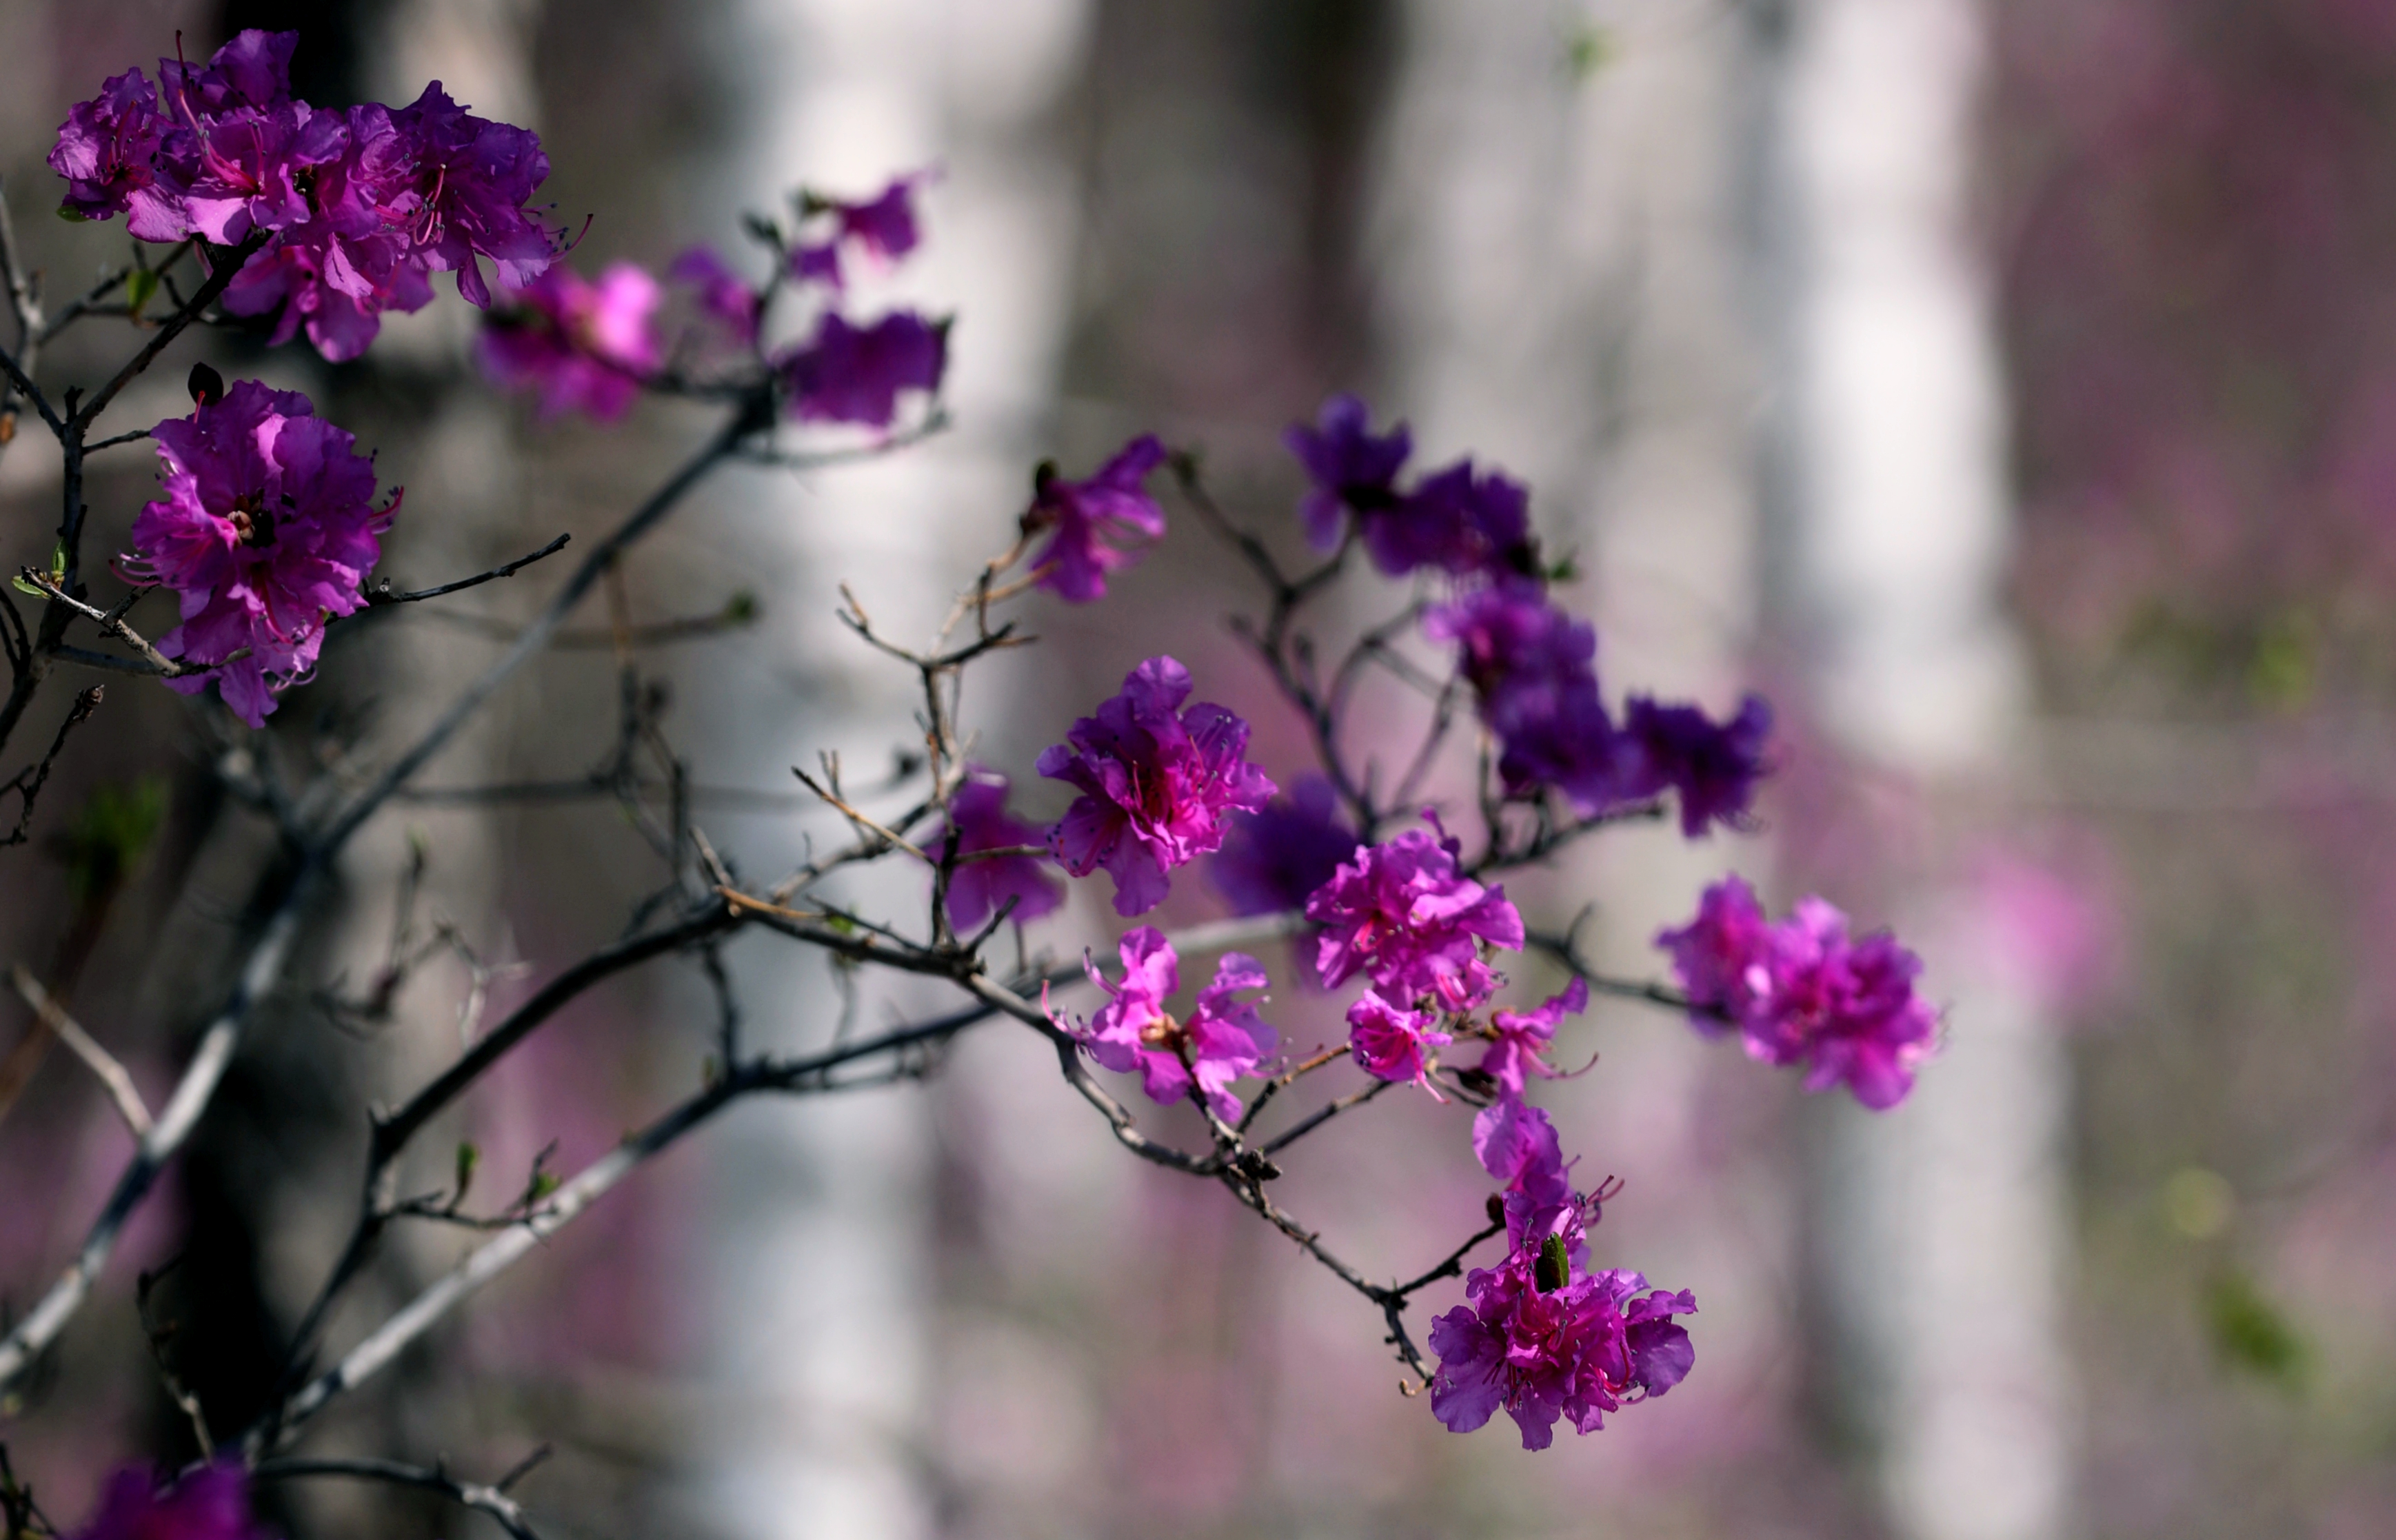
[
  {"xmin": 228, "ymin": 492, "xmax": 273, "ymax": 547},
  {"xmin": 1136, "ymin": 1011, "xmax": 1184, "ymax": 1050}
]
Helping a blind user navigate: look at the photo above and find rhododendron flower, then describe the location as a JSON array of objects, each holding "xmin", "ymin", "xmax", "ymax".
[
  {"xmin": 1024, "ymin": 435, "xmax": 1168, "ymax": 602},
  {"xmin": 50, "ymin": 70, "xmax": 177, "ymax": 235},
  {"xmin": 75, "ymin": 1462, "xmax": 264, "ymax": 1540},
  {"xmin": 1306, "ymin": 818, "xmax": 1524, "ymax": 1011},
  {"xmin": 1621, "ymin": 693, "xmax": 1773, "ymax": 836},
  {"xmin": 1480, "ymin": 977, "xmax": 1587, "ymax": 1096},
  {"xmin": 793, "ymin": 172, "xmax": 929, "ymax": 287},
  {"xmin": 934, "ymin": 763, "xmax": 1063, "ymax": 932},
  {"xmin": 128, "ymin": 381, "xmax": 396, "ymax": 727},
  {"xmin": 51, "ymin": 32, "xmax": 560, "ymax": 362},
  {"xmin": 1429, "ymin": 1193, "xmax": 1695, "ymax": 1449},
  {"xmin": 1471, "ymin": 1094, "xmax": 1571, "ymax": 1206},
  {"xmin": 1424, "ymin": 580, "xmax": 1626, "ymax": 810},
  {"xmin": 1345, "ymin": 989, "xmax": 1451, "ymax": 1094},
  {"xmin": 1365, "ymin": 459, "xmax": 1533, "ymax": 578},
  {"xmin": 778, "ymin": 310, "xmax": 947, "ymax": 427},
  {"xmin": 1285, "ymin": 393, "xmax": 1411, "ymax": 551},
  {"xmin": 1051, "ymin": 926, "xmax": 1278, "ymax": 1121},
  {"xmin": 1657, "ymin": 879, "xmax": 1938, "ymax": 1108},
  {"xmin": 1209, "ymin": 773, "xmax": 1362, "ymax": 918},
  {"xmin": 478, "ymin": 261, "xmax": 664, "ymax": 421},
  {"xmin": 669, "ymin": 245, "xmax": 760, "ymax": 345},
  {"xmin": 1039, "ymin": 656, "xmax": 1276, "ymax": 915}
]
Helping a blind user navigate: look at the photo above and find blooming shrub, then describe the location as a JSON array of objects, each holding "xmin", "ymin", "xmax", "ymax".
[{"xmin": 0, "ymin": 23, "xmax": 1944, "ymax": 1523}]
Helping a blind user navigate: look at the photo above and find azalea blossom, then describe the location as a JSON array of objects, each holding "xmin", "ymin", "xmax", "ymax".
[
  {"xmin": 778, "ymin": 310, "xmax": 948, "ymax": 427},
  {"xmin": 1038, "ymin": 656, "xmax": 1276, "ymax": 915},
  {"xmin": 1306, "ymin": 816, "xmax": 1524, "ymax": 1011},
  {"xmin": 477, "ymin": 260, "xmax": 664, "ymax": 421},
  {"xmin": 1479, "ymin": 977, "xmax": 1587, "ymax": 1097},
  {"xmin": 1345, "ymin": 989, "xmax": 1453, "ymax": 1094},
  {"xmin": 127, "ymin": 381, "xmax": 397, "ymax": 727},
  {"xmin": 1024, "ymin": 435, "xmax": 1169, "ymax": 602},
  {"xmin": 1209, "ymin": 773, "xmax": 1363, "ymax": 920},
  {"xmin": 1050, "ymin": 926, "xmax": 1278, "ymax": 1122},
  {"xmin": 1285, "ymin": 393, "xmax": 1411, "ymax": 551},
  {"xmin": 1620, "ymin": 693, "xmax": 1773, "ymax": 837},
  {"xmin": 934, "ymin": 763, "xmax": 1063, "ymax": 933}
]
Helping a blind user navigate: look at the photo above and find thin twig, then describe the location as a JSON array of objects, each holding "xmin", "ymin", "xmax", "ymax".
[
  {"xmin": 10, "ymin": 964, "xmax": 152, "ymax": 1137},
  {"xmin": 362, "ymin": 534, "xmax": 572, "ymax": 607},
  {"xmin": 252, "ymin": 1459, "xmax": 545, "ymax": 1540}
]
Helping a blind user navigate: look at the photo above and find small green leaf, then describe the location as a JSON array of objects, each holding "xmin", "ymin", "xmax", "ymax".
[
  {"xmin": 48, "ymin": 540, "xmax": 67, "ymax": 581},
  {"xmin": 57, "ymin": 205, "xmax": 88, "ymax": 223},
  {"xmin": 1534, "ymin": 1233, "xmax": 1571, "ymax": 1294},
  {"xmin": 528, "ymin": 1170, "xmax": 561, "ymax": 1202},
  {"xmin": 9, "ymin": 574, "xmax": 41, "ymax": 598},
  {"xmin": 125, "ymin": 268, "xmax": 160, "ymax": 319},
  {"xmin": 2204, "ymin": 1268, "xmax": 2308, "ymax": 1389},
  {"xmin": 453, "ymin": 1141, "xmax": 480, "ymax": 1201}
]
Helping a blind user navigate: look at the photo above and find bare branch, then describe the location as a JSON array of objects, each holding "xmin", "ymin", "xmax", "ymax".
[
  {"xmin": 10, "ymin": 964, "xmax": 151, "ymax": 1137},
  {"xmin": 361, "ymin": 534, "xmax": 572, "ymax": 609},
  {"xmin": 1, "ymin": 686, "xmax": 101, "ymax": 845},
  {"xmin": 252, "ymin": 1459, "xmax": 545, "ymax": 1540}
]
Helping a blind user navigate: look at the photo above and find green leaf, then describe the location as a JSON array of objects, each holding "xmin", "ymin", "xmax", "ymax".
[
  {"xmin": 63, "ymin": 778, "xmax": 168, "ymax": 905},
  {"xmin": 2204, "ymin": 1268, "xmax": 2308, "ymax": 1388},
  {"xmin": 528, "ymin": 1170, "xmax": 561, "ymax": 1202},
  {"xmin": 1534, "ymin": 1233, "xmax": 1570, "ymax": 1294},
  {"xmin": 453, "ymin": 1141, "xmax": 480, "ymax": 1202},
  {"xmin": 8, "ymin": 575, "xmax": 41, "ymax": 598},
  {"xmin": 124, "ymin": 268, "xmax": 160, "ymax": 320}
]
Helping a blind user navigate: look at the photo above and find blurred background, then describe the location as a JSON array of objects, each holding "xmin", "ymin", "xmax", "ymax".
[{"xmin": 3, "ymin": 1, "xmax": 2395, "ymax": 1537}]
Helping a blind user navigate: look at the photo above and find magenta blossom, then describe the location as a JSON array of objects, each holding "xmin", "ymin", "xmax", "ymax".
[
  {"xmin": 478, "ymin": 260, "xmax": 664, "ymax": 421},
  {"xmin": 1285, "ymin": 394, "xmax": 1411, "ymax": 551},
  {"xmin": 128, "ymin": 381, "xmax": 396, "ymax": 728},
  {"xmin": 1209, "ymin": 773, "xmax": 1363, "ymax": 920},
  {"xmin": 1428, "ymin": 1194, "xmax": 1695, "ymax": 1449},
  {"xmin": 1038, "ymin": 656, "xmax": 1276, "ymax": 915},
  {"xmin": 50, "ymin": 70, "xmax": 179, "ymax": 236},
  {"xmin": 1424, "ymin": 579, "xmax": 1627, "ymax": 811},
  {"xmin": 1471, "ymin": 1094, "xmax": 1571, "ymax": 1206},
  {"xmin": 934, "ymin": 763, "xmax": 1063, "ymax": 933},
  {"xmin": 1025, "ymin": 435, "xmax": 1169, "ymax": 602},
  {"xmin": 379, "ymin": 83, "xmax": 556, "ymax": 306},
  {"xmin": 778, "ymin": 310, "xmax": 948, "ymax": 427},
  {"xmin": 793, "ymin": 172, "xmax": 930, "ymax": 287},
  {"xmin": 1051, "ymin": 926, "xmax": 1278, "ymax": 1121},
  {"xmin": 669, "ymin": 245, "xmax": 761, "ymax": 346},
  {"xmin": 1657, "ymin": 879, "xmax": 1939, "ymax": 1108},
  {"xmin": 1480, "ymin": 977, "xmax": 1587, "ymax": 1097},
  {"xmin": 1306, "ymin": 817, "xmax": 1524, "ymax": 1011},
  {"xmin": 1367, "ymin": 459, "xmax": 1533, "ymax": 578},
  {"xmin": 1346, "ymin": 989, "xmax": 1453, "ymax": 1095},
  {"xmin": 74, "ymin": 1462, "xmax": 265, "ymax": 1540},
  {"xmin": 1620, "ymin": 693, "xmax": 1773, "ymax": 837}
]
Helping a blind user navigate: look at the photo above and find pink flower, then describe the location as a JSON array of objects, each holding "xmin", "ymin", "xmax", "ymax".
[
  {"xmin": 1305, "ymin": 817, "xmax": 1524, "ymax": 1012},
  {"xmin": 1051, "ymin": 926, "xmax": 1279, "ymax": 1121},
  {"xmin": 1038, "ymin": 657, "xmax": 1276, "ymax": 916},
  {"xmin": 74, "ymin": 1463, "xmax": 264, "ymax": 1540},
  {"xmin": 1470, "ymin": 1095, "xmax": 1572, "ymax": 1206},
  {"xmin": 1025, "ymin": 435, "xmax": 1169, "ymax": 603},
  {"xmin": 1285, "ymin": 394, "xmax": 1411, "ymax": 551},
  {"xmin": 933, "ymin": 763, "xmax": 1063, "ymax": 933},
  {"xmin": 1656, "ymin": 879, "xmax": 1939, "ymax": 1109},
  {"xmin": 1345, "ymin": 989, "xmax": 1452, "ymax": 1093},
  {"xmin": 1479, "ymin": 977, "xmax": 1586, "ymax": 1097},
  {"xmin": 477, "ymin": 260, "xmax": 664, "ymax": 421},
  {"xmin": 792, "ymin": 172, "xmax": 930, "ymax": 287},
  {"xmin": 1428, "ymin": 1193, "xmax": 1696, "ymax": 1449},
  {"xmin": 49, "ymin": 69, "xmax": 178, "ymax": 236},
  {"xmin": 128, "ymin": 381, "xmax": 397, "ymax": 727}
]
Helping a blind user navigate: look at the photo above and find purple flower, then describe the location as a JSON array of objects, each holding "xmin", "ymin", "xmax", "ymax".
[
  {"xmin": 1656, "ymin": 880, "xmax": 1938, "ymax": 1109},
  {"xmin": 1480, "ymin": 977, "xmax": 1587, "ymax": 1097},
  {"xmin": 158, "ymin": 31, "xmax": 297, "ymax": 121},
  {"xmin": 476, "ymin": 260, "xmax": 664, "ymax": 421},
  {"xmin": 380, "ymin": 83, "xmax": 556, "ymax": 306},
  {"xmin": 1025, "ymin": 435, "xmax": 1169, "ymax": 602},
  {"xmin": 74, "ymin": 1462, "xmax": 263, "ymax": 1540},
  {"xmin": 793, "ymin": 172, "xmax": 929, "ymax": 287},
  {"xmin": 1655, "ymin": 874, "xmax": 1770, "ymax": 1030},
  {"xmin": 1209, "ymin": 773, "xmax": 1363, "ymax": 918},
  {"xmin": 1038, "ymin": 656, "xmax": 1276, "ymax": 915},
  {"xmin": 1423, "ymin": 580, "xmax": 1627, "ymax": 811},
  {"xmin": 778, "ymin": 310, "xmax": 948, "ymax": 427},
  {"xmin": 1428, "ymin": 1193, "xmax": 1696, "ymax": 1449},
  {"xmin": 1345, "ymin": 989, "xmax": 1452, "ymax": 1094},
  {"xmin": 1285, "ymin": 394, "xmax": 1411, "ymax": 551},
  {"xmin": 1469, "ymin": 1094, "xmax": 1571, "ymax": 1206},
  {"xmin": 50, "ymin": 70, "xmax": 181, "ymax": 237},
  {"xmin": 1306, "ymin": 817, "xmax": 1524, "ymax": 1012},
  {"xmin": 668, "ymin": 244, "xmax": 761, "ymax": 345},
  {"xmin": 1620, "ymin": 693, "xmax": 1773, "ymax": 836},
  {"xmin": 934, "ymin": 763, "xmax": 1063, "ymax": 933},
  {"xmin": 127, "ymin": 381, "xmax": 396, "ymax": 727},
  {"xmin": 1365, "ymin": 460, "xmax": 1532, "ymax": 578},
  {"xmin": 1051, "ymin": 926, "xmax": 1278, "ymax": 1121}
]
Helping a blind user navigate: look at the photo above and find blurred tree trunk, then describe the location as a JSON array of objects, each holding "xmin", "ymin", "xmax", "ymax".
[
  {"xmin": 1751, "ymin": 0, "xmax": 2074, "ymax": 1536},
  {"xmin": 682, "ymin": 3, "xmax": 1092, "ymax": 1536}
]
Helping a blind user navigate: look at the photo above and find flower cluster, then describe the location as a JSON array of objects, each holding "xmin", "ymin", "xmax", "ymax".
[
  {"xmin": 52, "ymin": 30, "xmax": 557, "ymax": 360},
  {"xmin": 128, "ymin": 379, "xmax": 397, "ymax": 727},
  {"xmin": 1658, "ymin": 875, "xmax": 1939, "ymax": 1109},
  {"xmin": 74, "ymin": 1463, "xmax": 263, "ymax": 1540},
  {"xmin": 1051, "ymin": 926, "xmax": 1278, "ymax": 1122},
  {"xmin": 1023, "ymin": 436, "xmax": 1169, "ymax": 602},
  {"xmin": 933, "ymin": 763, "xmax": 1063, "ymax": 933},
  {"xmin": 1287, "ymin": 394, "xmax": 1531, "ymax": 578},
  {"xmin": 1307, "ymin": 816, "xmax": 1523, "ymax": 1014},
  {"xmin": 1038, "ymin": 656, "xmax": 1276, "ymax": 915},
  {"xmin": 1428, "ymin": 1184, "xmax": 1696, "ymax": 1450}
]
